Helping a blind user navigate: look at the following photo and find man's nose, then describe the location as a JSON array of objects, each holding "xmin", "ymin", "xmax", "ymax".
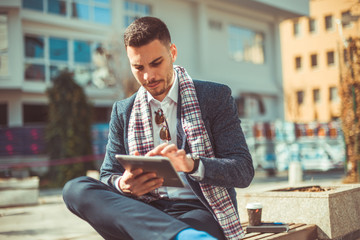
[{"xmin": 143, "ymin": 69, "xmax": 155, "ymax": 81}]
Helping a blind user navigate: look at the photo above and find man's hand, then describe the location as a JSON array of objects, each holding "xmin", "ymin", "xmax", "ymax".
[
  {"xmin": 146, "ymin": 143, "xmax": 195, "ymax": 173},
  {"xmin": 119, "ymin": 168, "xmax": 163, "ymax": 197}
]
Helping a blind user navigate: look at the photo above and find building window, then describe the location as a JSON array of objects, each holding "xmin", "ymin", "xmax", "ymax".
[
  {"xmin": 310, "ymin": 54, "xmax": 318, "ymax": 68},
  {"xmin": 49, "ymin": 37, "xmax": 69, "ymax": 81},
  {"xmin": 25, "ymin": 35, "xmax": 45, "ymax": 58},
  {"xmin": 295, "ymin": 56, "xmax": 302, "ymax": 70},
  {"xmin": 313, "ymin": 89, "xmax": 320, "ymax": 103},
  {"xmin": 25, "ymin": 64, "xmax": 46, "ymax": 81},
  {"xmin": 0, "ymin": 103, "xmax": 7, "ymax": 127},
  {"xmin": 327, "ymin": 51, "xmax": 335, "ymax": 66},
  {"xmin": 23, "ymin": 104, "xmax": 48, "ymax": 125},
  {"xmin": 48, "ymin": 0, "xmax": 67, "ymax": 16},
  {"xmin": 293, "ymin": 20, "xmax": 300, "ymax": 36},
  {"xmin": 71, "ymin": 0, "xmax": 112, "ymax": 25},
  {"xmin": 297, "ymin": 90, "xmax": 304, "ymax": 105},
  {"xmin": 329, "ymin": 87, "xmax": 339, "ymax": 102},
  {"xmin": 49, "ymin": 37, "xmax": 68, "ymax": 61},
  {"xmin": 93, "ymin": 5, "xmax": 111, "ymax": 25},
  {"xmin": 325, "ymin": 15, "xmax": 333, "ymax": 30},
  {"xmin": 228, "ymin": 25, "xmax": 265, "ymax": 64},
  {"xmin": 23, "ymin": 0, "xmax": 44, "ymax": 11},
  {"xmin": 22, "ymin": 0, "xmax": 112, "ymax": 25},
  {"xmin": 0, "ymin": 14, "xmax": 9, "ymax": 77},
  {"xmin": 72, "ymin": 1, "xmax": 90, "ymax": 21},
  {"xmin": 124, "ymin": 1, "xmax": 151, "ymax": 27},
  {"xmin": 24, "ymin": 35, "xmax": 46, "ymax": 81},
  {"xmin": 24, "ymin": 34, "xmax": 98, "ymax": 86},
  {"xmin": 74, "ymin": 40, "xmax": 91, "ymax": 63},
  {"xmin": 341, "ymin": 11, "xmax": 352, "ymax": 28},
  {"xmin": 309, "ymin": 18, "xmax": 316, "ymax": 33},
  {"xmin": 73, "ymin": 40, "xmax": 92, "ymax": 85}
]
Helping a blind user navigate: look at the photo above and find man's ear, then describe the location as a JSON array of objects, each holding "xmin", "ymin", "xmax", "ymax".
[{"xmin": 170, "ymin": 44, "xmax": 177, "ymax": 63}]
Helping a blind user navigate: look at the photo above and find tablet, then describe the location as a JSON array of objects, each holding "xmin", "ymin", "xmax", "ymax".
[{"xmin": 115, "ymin": 154, "xmax": 185, "ymax": 188}]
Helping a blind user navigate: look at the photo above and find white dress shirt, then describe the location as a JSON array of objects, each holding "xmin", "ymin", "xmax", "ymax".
[{"xmin": 116, "ymin": 70, "xmax": 204, "ymax": 200}]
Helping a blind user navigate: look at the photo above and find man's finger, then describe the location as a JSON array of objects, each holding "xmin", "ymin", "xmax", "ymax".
[
  {"xmin": 127, "ymin": 172, "xmax": 159, "ymax": 195},
  {"xmin": 146, "ymin": 143, "xmax": 168, "ymax": 156},
  {"xmin": 160, "ymin": 144, "xmax": 178, "ymax": 155},
  {"xmin": 177, "ymin": 149, "xmax": 186, "ymax": 155},
  {"xmin": 132, "ymin": 178, "xmax": 164, "ymax": 197},
  {"xmin": 125, "ymin": 168, "xmax": 143, "ymax": 179},
  {"xmin": 135, "ymin": 172, "xmax": 157, "ymax": 181}
]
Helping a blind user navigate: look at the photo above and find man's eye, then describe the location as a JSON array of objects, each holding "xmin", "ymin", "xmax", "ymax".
[{"xmin": 135, "ymin": 66, "xmax": 143, "ymax": 71}]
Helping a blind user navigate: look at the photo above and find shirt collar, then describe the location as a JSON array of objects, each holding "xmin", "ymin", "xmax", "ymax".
[{"xmin": 147, "ymin": 69, "xmax": 178, "ymax": 104}]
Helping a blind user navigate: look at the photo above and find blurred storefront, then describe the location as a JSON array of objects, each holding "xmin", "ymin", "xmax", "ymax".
[{"xmin": 242, "ymin": 119, "xmax": 345, "ymax": 174}]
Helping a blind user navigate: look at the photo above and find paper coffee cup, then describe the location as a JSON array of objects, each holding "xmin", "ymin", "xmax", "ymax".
[{"xmin": 246, "ymin": 202, "xmax": 262, "ymax": 226}]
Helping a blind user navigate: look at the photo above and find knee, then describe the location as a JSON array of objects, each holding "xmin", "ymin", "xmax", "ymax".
[{"xmin": 63, "ymin": 176, "xmax": 94, "ymax": 209}]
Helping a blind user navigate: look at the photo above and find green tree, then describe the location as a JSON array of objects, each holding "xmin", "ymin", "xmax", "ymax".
[{"xmin": 45, "ymin": 70, "xmax": 94, "ymax": 187}]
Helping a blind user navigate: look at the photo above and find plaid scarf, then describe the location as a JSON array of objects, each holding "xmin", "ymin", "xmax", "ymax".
[{"xmin": 128, "ymin": 65, "xmax": 244, "ymax": 239}]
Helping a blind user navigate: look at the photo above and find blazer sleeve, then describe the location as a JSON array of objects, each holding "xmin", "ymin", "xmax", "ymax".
[
  {"xmin": 195, "ymin": 82, "xmax": 254, "ymax": 188},
  {"xmin": 99, "ymin": 99, "xmax": 132, "ymax": 186}
]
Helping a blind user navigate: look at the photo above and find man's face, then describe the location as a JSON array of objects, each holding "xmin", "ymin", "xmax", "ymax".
[{"xmin": 126, "ymin": 39, "xmax": 177, "ymax": 102}]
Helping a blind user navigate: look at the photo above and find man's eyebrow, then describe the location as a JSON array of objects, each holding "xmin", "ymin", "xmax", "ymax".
[
  {"xmin": 131, "ymin": 56, "xmax": 163, "ymax": 67},
  {"xmin": 150, "ymin": 56, "xmax": 163, "ymax": 64}
]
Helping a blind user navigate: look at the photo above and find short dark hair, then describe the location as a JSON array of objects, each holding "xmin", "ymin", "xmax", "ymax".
[{"xmin": 124, "ymin": 17, "xmax": 171, "ymax": 48}]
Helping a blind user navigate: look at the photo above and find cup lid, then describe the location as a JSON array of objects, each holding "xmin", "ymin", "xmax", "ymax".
[{"xmin": 246, "ymin": 202, "xmax": 263, "ymax": 209}]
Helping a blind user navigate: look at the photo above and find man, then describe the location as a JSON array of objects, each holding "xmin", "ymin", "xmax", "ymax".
[{"xmin": 63, "ymin": 17, "xmax": 254, "ymax": 240}]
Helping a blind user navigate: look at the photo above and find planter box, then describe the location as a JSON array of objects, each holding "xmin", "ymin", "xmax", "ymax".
[
  {"xmin": 0, "ymin": 177, "xmax": 39, "ymax": 207},
  {"xmin": 237, "ymin": 184, "xmax": 360, "ymax": 239}
]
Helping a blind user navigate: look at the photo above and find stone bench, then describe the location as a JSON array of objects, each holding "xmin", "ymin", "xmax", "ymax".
[{"xmin": 0, "ymin": 176, "xmax": 39, "ymax": 207}]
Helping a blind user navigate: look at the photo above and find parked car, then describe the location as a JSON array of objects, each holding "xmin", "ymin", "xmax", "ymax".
[{"xmin": 275, "ymin": 138, "xmax": 345, "ymax": 172}]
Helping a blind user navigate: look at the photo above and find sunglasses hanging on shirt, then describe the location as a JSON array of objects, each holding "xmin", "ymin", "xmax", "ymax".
[{"xmin": 154, "ymin": 108, "xmax": 171, "ymax": 141}]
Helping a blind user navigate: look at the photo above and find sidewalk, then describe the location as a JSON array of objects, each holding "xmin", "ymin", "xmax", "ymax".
[
  {"xmin": 0, "ymin": 191, "xmax": 101, "ymax": 240},
  {"xmin": 0, "ymin": 170, "xmax": 345, "ymax": 240}
]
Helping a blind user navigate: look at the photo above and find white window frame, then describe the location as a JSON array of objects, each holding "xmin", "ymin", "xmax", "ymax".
[
  {"xmin": 24, "ymin": 33, "xmax": 99, "ymax": 86},
  {"xmin": 0, "ymin": 14, "xmax": 9, "ymax": 78},
  {"xmin": 228, "ymin": 24, "xmax": 265, "ymax": 64}
]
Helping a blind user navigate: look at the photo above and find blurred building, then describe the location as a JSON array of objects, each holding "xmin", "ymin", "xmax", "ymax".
[
  {"xmin": 0, "ymin": 0, "xmax": 309, "ymax": 129},
  {"xmin": 281, "ymin": 0, "xmax": 360, "ymax": 123}
]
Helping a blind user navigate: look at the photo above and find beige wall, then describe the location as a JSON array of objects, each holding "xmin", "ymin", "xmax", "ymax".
[{"xmin": 281, "ymin": 0, "xmax": 359, "ymax": 123}]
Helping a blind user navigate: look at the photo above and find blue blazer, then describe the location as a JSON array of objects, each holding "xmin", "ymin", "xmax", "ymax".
[{"xmin": 100, "ymin": 79, "xmax": 254, "ymax": 214}]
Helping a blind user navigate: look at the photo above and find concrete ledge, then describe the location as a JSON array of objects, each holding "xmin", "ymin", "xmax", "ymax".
[
  {"xmin": 0, "ymin": 177, "xmax": 39, "ymax": 207},
  {"xmin": 237, "ymin": 184, "xmax": 360, "ymax": 239}
]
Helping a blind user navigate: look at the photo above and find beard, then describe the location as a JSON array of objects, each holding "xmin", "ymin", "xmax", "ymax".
[{"xmin": 145, "ymin": 67, "xmax": 174, "ymax": 98}]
